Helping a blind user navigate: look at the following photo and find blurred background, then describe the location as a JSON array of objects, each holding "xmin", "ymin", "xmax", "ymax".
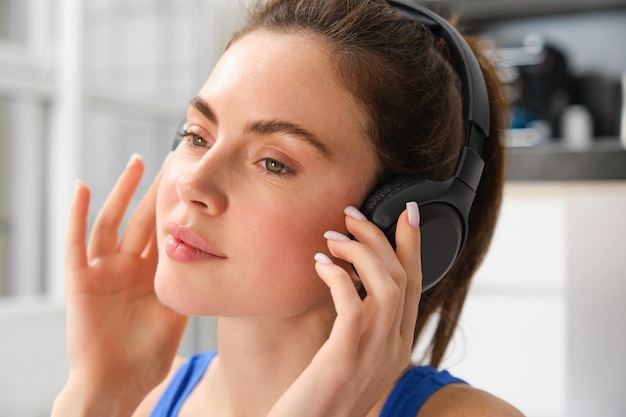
[{"xmin": 0, "ymin": 0, "xmax": 625, "ymax": 416}]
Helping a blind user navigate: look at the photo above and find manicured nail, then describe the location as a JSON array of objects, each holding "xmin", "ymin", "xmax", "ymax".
[
  {"xmin": 127, "ymin": 153, "xmax": 143, "ymax": 167},
  {"xmin": 74, "ymin": 179, "xmax": 85, "ymax": 192},
  {"xmin": 406, "ymin": 201, "xmax": 420, "ymax": 228},
  {"xmin": 314, "ymin": 253, "xmax": 333, "ymax": 265},
  {"xmin": 344, "ymin": 206, "xmax": 367, "ymax": 221},
  {"xmin": 323, "ymin": 230, "xmax": 351, "ymax": 242}
]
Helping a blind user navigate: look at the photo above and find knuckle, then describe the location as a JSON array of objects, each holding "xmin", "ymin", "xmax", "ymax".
[
  {"xmin": 379, "ymin": 280, "xmax": 401, "ymax": 306},
  {"xmin": 343, "ymin": 301, "xmax": 365, "ymax": 330},
  {"xmin": 392, "ymin": 266, "xmax": 408, "ymax": 287},
  {"xmin": 92, "ymin": 217, "xmax": 113, "ymax": 234}
]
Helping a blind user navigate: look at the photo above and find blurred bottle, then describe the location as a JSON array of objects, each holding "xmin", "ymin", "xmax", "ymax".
[{"xmin": 562, "ymin": 105, "xmax": 593, "ymax": 149}]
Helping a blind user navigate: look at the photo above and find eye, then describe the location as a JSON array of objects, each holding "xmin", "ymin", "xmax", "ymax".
[
  {"xmin": 179, "ymin": 130, "xmax": 210, "ymax": 148},
  {"xmin": 189, "ymin": 133, "xmax": 209, "ymax": 147},
  {"xmin": 260, "ymin": 158, "xmax": 292, "ymax": 175}
]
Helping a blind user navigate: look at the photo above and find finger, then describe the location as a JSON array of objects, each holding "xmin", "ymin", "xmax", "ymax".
[
  {"xmin": 314, "ymin": 254, "xmax": 364, "ymax": 357},
  {"xmin": 65, "ymin": 180, "xmax": 91, "ymax": 272},
  {"xmin": 343, "ymin": 207, "xmax": 407, "ymax": 291},
  {"xmin": 340, "ymin": 206, "xmax": 416, "ymax": 341},
  {"xmin": 324, "ymin": 234, "xmax": 400, "ymax": 343},
  {"xmin": 118, "ymin": 168, "xmax": 163, "ymax": 255},
  {"xmin": 87, "ymin": 154, "xmax": 145, "ymax": 258},
  {"xmin": 394, "ymin": 202, "xmax": 422, "ymax": 339}
]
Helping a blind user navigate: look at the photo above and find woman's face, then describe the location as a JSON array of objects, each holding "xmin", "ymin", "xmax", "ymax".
[{"xmin": 155, "ymin": 30, "xmax": 378, "ymax": 318}]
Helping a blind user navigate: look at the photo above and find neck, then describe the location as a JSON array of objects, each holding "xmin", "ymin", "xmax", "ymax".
[{"xmin": 207, "ymin": 310, "xmax": 336, "ymax": 417}]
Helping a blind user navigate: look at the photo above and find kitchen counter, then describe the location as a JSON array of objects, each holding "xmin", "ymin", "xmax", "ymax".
[{"xmin": 506, "ymin": 139, "xmax": 626, "ymax": 181}]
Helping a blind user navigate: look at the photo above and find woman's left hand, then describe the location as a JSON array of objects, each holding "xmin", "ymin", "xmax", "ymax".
[{"xmin": 269, "ymin": 203, "xmax": 422, "ymax": 417}]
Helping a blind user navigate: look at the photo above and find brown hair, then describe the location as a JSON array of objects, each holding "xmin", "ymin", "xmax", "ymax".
[{"xmin": 233, "ymin": 0, "xmax": 508, "ymax": 368}]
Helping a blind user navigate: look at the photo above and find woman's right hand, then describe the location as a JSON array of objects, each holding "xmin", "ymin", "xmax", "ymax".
[{"xmin": 52, "ymin": 154, "xmax": 188, "ymax": 417}]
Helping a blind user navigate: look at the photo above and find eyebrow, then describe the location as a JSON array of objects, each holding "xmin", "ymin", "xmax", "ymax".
[
  {"xmin": 189, "ymin": 95, "xmax": 331, "ymax": 157},
  {"xmin": 190, "ymin": 96, "xmax": 217, "ymax": 125}
]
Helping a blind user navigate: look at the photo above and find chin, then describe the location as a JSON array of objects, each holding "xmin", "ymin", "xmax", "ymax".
[
  {"xmin": 154, "ymin": 266, "xmax": 207, "ymax": 316},
  {"xmin": 153, "ymin": 260, "xmax": 333, "ymax": 318},
  {"xmin": 153, "ymin": 266, "xmax": 242, "ymax": 317}
]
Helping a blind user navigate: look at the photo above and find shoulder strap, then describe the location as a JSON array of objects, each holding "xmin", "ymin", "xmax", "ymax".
[
  {"xmin": 379, "ymin": 366, "xmax": 467, "ymax": 417},
  {"xmin": 149, "ymin": 351, "xmax": 218, "ymax": 417}
]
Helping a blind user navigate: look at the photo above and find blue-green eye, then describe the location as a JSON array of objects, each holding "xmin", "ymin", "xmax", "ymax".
[{"xmin": 262, "ymin": 158, "xmax": 291, "ymax": 174}]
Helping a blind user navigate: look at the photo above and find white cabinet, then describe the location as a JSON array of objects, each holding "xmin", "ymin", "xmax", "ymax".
[{"xmin": 444, "ymin": 182, "xmax": 626, "ymax": 417}]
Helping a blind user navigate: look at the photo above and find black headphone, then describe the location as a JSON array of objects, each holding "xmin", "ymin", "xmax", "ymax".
[
  {"xmin": 172, "ymin": 0, "xmax": 490, "ymax": 292},
  {"xmin": 360, "ymin": 0, "xmax": 490, "ymax": 291}
]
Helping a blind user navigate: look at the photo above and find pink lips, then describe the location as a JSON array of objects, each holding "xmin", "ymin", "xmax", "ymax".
[{"xmin": 165, "ymin": 222, "xmax": 226, "ymax": 262}]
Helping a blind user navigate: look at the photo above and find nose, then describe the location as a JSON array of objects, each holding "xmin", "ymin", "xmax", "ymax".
[{"xmin": 175, "ymin": 160, "xmax": 228, "ymax": 216}]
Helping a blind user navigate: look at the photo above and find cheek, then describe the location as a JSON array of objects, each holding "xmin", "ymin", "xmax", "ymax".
[
  {"xmin": 244, "ymin": 192, "xmax": 347, "ymax": 278},
  {"xmin": 249, "ymin": 197, "xmax": 333, "ymax": 252},
  {"xmin": 244, "ymin": 204, "xmax": 323, "ymax": 271},
  {"xmin": 237, "ymin": 200, "xmax": 333, "ymax": 299}
]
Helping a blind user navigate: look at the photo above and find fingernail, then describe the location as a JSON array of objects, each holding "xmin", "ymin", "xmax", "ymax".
[
  {"xmin": 314, "ymin": 253, "xmax": 333, "ymax": 265},
  {"xmin": 74, "ymin": 179, "xmax": 83, "ymax": 190},
  {"xmin": 407, "ymin": 201, "xmax": 420, "ymax": 228},
  {"xmin": 127, "ymin": 153, "xmax": 143, "ymax": 167},
  {"xmin": 344, "ymin": 206, "xmax": 367, "ymax": 221},
  {"xmin": 323, "ymin": 230, "xmax": 351, "ymax": 242}
]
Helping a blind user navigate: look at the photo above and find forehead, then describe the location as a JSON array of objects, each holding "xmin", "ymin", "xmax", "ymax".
[
  {"xmin": 199, "ymin": 30, "xmax": 372, "ymax": 150},
  {"xmin": 219, "ymin": 30, "xmax": 341, "ymax": 94}
]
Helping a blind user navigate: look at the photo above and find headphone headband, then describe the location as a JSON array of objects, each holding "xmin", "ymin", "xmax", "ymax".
[{"xmin": 387, "ymin": 0, "xmax": 489, "ymax": 191}]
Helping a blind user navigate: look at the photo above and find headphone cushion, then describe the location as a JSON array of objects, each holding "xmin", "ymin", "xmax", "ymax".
[{"xmin": 361, "ymin": 175, "xmax": 427, "ymax": 219}]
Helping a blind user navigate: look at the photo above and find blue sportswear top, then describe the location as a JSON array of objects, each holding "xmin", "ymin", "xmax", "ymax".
[{"xmin": 150, "ymin": 351, "xmax": 466, "ymax": 417}]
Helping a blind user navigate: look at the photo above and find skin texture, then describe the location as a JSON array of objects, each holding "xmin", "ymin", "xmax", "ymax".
[{"xmin": 53, "ymin": 30, "xmax": 523, "ymax": 417}]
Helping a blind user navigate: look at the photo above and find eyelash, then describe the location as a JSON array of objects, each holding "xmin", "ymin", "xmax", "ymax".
[{"xmin": 178, "ymin": 129, "xmax": 294, "ymax": 177}]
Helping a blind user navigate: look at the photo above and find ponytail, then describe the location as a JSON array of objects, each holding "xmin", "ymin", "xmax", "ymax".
[{"xmin": 413, "ymin": 36, "xmax": 509, "ymax": 367}]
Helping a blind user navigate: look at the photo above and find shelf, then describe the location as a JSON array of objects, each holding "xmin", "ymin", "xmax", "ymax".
[{"xmin": 506, "ymin": 139, "xmax": 626, "ymax": 181}]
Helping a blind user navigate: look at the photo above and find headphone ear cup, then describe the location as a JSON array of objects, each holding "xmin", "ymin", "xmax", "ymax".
[
  {"xmin": 415, "ymin": 202, "xmax": 464, "ymax": 290},
  {"xmin": 361, "ymin": 175, "xmax": 465, "ymax": 291},
  {"xmin": 361, "ymin": 175, "xmax": 428, "ymax": 242}
]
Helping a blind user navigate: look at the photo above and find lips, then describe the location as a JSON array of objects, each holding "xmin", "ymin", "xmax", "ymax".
[{"xmin": 165, "ymin": 222, "xmax": 226, "ymax": 262}]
